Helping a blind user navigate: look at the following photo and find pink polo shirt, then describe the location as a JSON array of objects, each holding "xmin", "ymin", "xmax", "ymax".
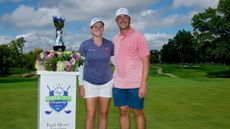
[{"xmin": 112, "ymin": 28, "xmax": 150, "ymax": 89}]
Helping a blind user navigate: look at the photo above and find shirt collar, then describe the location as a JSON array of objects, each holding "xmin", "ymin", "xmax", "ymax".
[{"xmin": 118, "ymin": 27, "xmax": 135, "ymax": 37}]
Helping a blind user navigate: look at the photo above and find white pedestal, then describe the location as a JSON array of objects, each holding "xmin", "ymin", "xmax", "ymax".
[{"xmin": 37, "ymin": 71, "xmax": 79, "ymax": 129}]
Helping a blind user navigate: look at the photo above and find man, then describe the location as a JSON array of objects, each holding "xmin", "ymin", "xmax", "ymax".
[{"xmin": 112, "ymin": 7, "xmax": 150, "ymax": 129}]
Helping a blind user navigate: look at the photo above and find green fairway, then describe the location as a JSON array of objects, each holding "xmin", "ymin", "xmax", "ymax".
[
  {"xmin": 148, "ymin": 77, "xmax": 230, "ymax": 129},
  {"xmin": 0, "ymin": 65, "xmax": 230, "ymax": 129}
]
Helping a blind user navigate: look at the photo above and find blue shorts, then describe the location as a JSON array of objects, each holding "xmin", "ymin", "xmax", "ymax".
[{"xmin": 112, "ymin": 87, "xmax": 144, "ymax": 110}]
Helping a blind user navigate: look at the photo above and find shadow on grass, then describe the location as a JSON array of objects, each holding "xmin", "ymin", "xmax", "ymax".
[{"xmin": 206, "ymin": 70, "xmax": 230, "ymax": 78}]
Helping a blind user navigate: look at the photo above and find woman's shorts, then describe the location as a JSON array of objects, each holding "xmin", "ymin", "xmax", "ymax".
[
  {"xmin": 83, "ymin": 79, "xmax": 113, "ymax": 98},
  {"xmin": 112, "ymin": 87, "xmax": 144, "ymax": 110}
]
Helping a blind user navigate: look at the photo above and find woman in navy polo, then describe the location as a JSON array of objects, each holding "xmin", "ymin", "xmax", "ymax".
[{"xmin": 78, "ymin": 17, "xmax": 114, "ymax": 129}]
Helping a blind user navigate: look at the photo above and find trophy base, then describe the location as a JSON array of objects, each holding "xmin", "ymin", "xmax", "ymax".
[{"xmin": 53, "ymin": 45, "xmax": 66, "ymax": 52}]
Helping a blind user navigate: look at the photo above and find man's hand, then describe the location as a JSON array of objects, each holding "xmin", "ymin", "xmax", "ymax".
[{"xmin": 138, "ymin": 84, "xmax": 147, "ymax": 98}]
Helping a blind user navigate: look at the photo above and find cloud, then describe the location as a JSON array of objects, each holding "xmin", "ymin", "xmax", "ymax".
[
  {"xmin": 0, "ymin": 0, "xmax": 205, "ymax": 52},
  {"xmin": 0, "ymin": 35, "xmax": 14, "ymax": 44},
  {"xmin": 0, "ymin": 0, "xmax": 218, "ymax": 31},
  {"xmin": 1, "ymin": 0, "xmax": 157, "ymax": 30},
  {"xmin": 131, "ymin": 8, "xmax": 193, "ymax": 32},
  {"xmin": 140, "ymin": 9, "xmax": 157, "ymax": 17},
  {"xmin": 39, "ymin": 0, "xmax": 156, "ymax": 21},
  {"xmin": 0, "ymin": 1, "xmax": 188, "ymax": 52},
  {"xmin": 172, "ymin": 0, "xmax": 219, "ymax": 9},
  {"xmin": 144, "ymin": 33, "xmax": 174, "ymax": 50},
  {"xmin": 14, "ymin": 31, "xmax": 173, "ymax": 52},
  {"xmin": 1, "ymin": 5, "xmax": 60, "ymax": 30},
  {"xmin": 160, "ymin": 14, "xmax": 190, "ymax": 27},
  {"xmin": 15, "ymin": 30, "xmax": 90, "ymax": 52}
]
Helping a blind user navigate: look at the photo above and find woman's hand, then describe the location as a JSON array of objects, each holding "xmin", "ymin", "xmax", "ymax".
[{"xmin": 79, "ymin": 86, "xmax": 85, "ymax": 97}]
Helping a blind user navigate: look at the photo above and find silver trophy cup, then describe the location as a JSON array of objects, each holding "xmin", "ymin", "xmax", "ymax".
[{"xmin": 53, "ymin": 16, "xmax": 66, "ymax": 52}]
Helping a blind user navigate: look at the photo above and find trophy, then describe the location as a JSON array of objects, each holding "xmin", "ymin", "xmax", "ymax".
[{"xmin": 53, "ymin": 16, "xmax": 66, "ymax": 52}]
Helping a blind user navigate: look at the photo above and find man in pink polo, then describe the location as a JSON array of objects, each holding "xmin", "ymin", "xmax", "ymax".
[{"xmin": 112, "ymin": 7, "xmax": 150, "ymax": 129}]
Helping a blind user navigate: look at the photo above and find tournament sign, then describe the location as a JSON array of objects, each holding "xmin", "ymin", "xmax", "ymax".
[{"xmin": 37, "ymin": 71, "xmax": 79, "ymax": 129}]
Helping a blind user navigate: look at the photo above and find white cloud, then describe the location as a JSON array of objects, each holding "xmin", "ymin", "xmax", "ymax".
[
  {"xmin": 39, "ymin": 0, "xmax": 156, "ymax": 20},
  {"xmin": 131, "ymin": 8, "xmax": 193, "ymax": 32},
  {"xmin": 1, "ymin": 5, "xmax": 60, "ymax": 29},
  {"xmin": 0, "ymin": 0, "xmax": 204, "ymax": 52},
  {"xmin": 14, "ymin": 30, "xmax": 90, "ymax": 52},
  {"xmin": 15, "ymin": 30, "xmax": 54, "ymax": 52},
  {"xmin": 172, "ymin": 0, "xmax": 219, "ymax": 9},
  {"xmin": 2, "ymin": 30, "xmax": 173, "ymax": 52},
  {"xmin": 1, "ymin": 0, "xmax": 157, "ymax": 30},
  {"xmin": 140, "ymin": 9, "xmax": 157, "ymax": 17},
  {"xmin": 0, "ymin": 35, "xmax": 14, "ymax": 44},
  {"xmin": 144, "ymin": 33, "xmax": 174, "ymax": 50},
  {"xmin": 161, "ymin": 14, "xmax": 189, "ymax": 27}
]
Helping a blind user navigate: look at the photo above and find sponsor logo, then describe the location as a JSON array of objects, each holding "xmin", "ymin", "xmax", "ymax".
[{"xmin": 45, "ymin": 85, "xmax": 71, "ymax": 114}]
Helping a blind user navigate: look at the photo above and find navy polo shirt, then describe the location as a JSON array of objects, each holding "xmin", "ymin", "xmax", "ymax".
[{"xmin": 79, "ymin": 38, "xmax": 114, "ymax": 85}]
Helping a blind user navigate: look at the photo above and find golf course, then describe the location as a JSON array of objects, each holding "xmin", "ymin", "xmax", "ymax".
[{"xmin": 0, "ymin": 64, "xmax": 229, "ymax": 129}]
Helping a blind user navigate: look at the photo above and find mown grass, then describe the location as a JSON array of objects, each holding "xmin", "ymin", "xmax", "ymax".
[
  {"xmin": 0, "ymin": 80, "xmax": 37, "ymax": 129},
  {"xmin": 0, "ymin": 64, "xmax": 230, "ymax": 129},
  {"xmin": 149, "ymin": 77, "xmax": 230, "ymax": 129}
]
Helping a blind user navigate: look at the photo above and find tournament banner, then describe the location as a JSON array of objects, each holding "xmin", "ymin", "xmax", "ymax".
[{"xmin": 37, "ymin": 71, "xmax": 79, "ymax": 129}]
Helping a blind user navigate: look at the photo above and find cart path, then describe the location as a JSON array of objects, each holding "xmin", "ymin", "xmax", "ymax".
[{"xmin": 153, "ymin": 66, "xmax": 177, "ymax": 78}]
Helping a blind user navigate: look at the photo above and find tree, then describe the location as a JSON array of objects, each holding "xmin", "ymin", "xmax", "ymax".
[
  {"xmin": 160, "ymin": 30, "xmax": 195, "ymax": 67},
  {"xmin": 150, "ymin": 50, "xmax": 160, "ymax": 64},
  {"xmin": 0, "ymin": 44, "xmax": 11, "ymax": 76},
  {"xmin": 24, "ymin": 51, "xmax": 36, "ymax": 72},
  {"xmin": 217, "ymin": 0, "xmax": 230, "ymax": 65},
  {"xmin": 191, "ymin": 0, "xmax": 230, "ymax": 64},
  {"xmin": 8, "ymin": 37, "xmax": 26, "ymax": 76},
  {"xmin": 174, "ymin": 30, "xmax": 195, "ymax": 68},
  {"xmin": 161, "ymin": 39, "xmax": 180, "ymax": 63}
]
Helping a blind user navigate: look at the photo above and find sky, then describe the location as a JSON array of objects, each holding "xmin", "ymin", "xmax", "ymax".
[{"xmin": 0, "ymin": 0, "xmax": 219, "ymax": 52}]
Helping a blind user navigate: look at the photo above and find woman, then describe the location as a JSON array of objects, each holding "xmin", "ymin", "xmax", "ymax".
[{"xmin": 78, "ymin": 17, "xmax": 114, "ymax": 129}]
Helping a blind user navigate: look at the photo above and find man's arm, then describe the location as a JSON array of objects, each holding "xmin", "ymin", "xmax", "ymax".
[{"xmin": 139, "ymin": 55, "xmax": 150, "ymax": 98}]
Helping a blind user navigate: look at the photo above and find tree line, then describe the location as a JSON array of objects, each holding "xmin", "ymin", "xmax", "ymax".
[
  {"xmin": 1, "ymin": 0, "xmax": 229, "ymax": 76},
  {"xmin": 151, "ymin": 0, "xmax": 230, "ymax": 68},
  {"xmin": 0, "ymin": 37, "xmax": 42, "ymax": 76}
]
